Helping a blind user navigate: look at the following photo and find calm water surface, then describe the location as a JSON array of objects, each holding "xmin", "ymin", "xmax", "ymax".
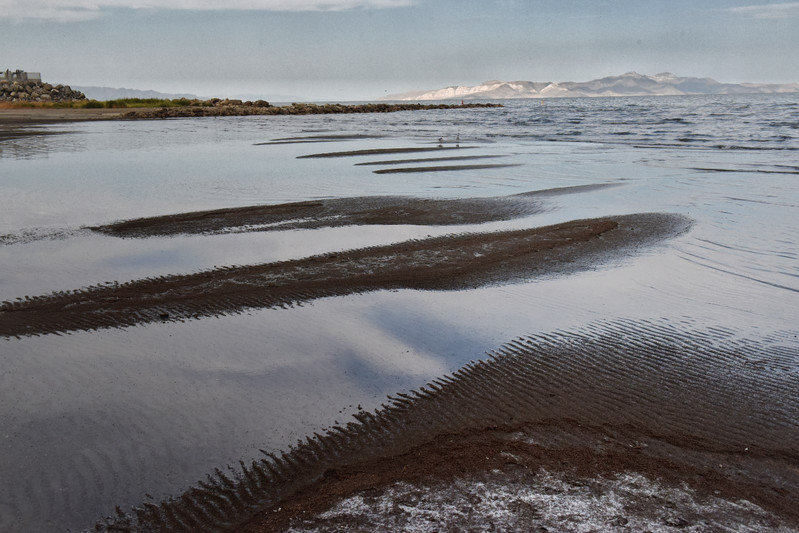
[{"xmin": 1, "ymin": 95, "xmax": 797, "ymax": 531}]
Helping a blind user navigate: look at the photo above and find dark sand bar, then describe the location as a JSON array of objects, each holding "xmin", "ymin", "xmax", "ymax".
[
  {"xmin": 355, "ymin": 154, "xmax": 507, "ymax": 166},
  {"xmin": 1, "ymin": 213, "xmax": 689, "ymax": 338},
  {"xmin": 297, "ymin": 146, "xmax": 477, "ymax": 158},
  {"xmin": 88, "ymin": 186, "xmax": 620, "ymax": 240},
  {"xmin": 98, "ymin": 320, "xmax": 798, "ymax": 532},
  {"xmin": 255, "ymin": 134, "xmax": 386, "ymax": 145},
  {"xmin": 373, "ymin": 163, "xmax": 522, "ymax": 174}
]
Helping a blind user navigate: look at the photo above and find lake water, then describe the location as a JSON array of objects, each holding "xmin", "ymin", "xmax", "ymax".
[{"xmin": 1, "ymin": 95, "xmax": 798, "ymax": 531}]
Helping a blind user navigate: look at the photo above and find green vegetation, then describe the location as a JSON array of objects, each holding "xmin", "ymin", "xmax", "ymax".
[{"xmin": 79, "ymin": 97, "xmax": 215, "ymax": 109}]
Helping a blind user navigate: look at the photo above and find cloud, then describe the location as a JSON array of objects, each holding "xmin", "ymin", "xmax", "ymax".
[
  {"xmin": 0, "ymin": 0, "xmax": 415, "ymax": 22},
  {"xmin": 726, "ymin": 2, "xmax": 799, "ymax": 19}
]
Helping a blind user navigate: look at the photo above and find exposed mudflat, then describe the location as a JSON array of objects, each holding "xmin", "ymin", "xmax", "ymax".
[
  {"xmin": 373, "ymin": 163, "xmax": 522, "ymax": 174},
  {"xmin": 97, "ymin": 321, "xmax": 799, "ymax": 532},
  {"xmin": 0, "ymin": 127, "xmax": 70, "ymax": 142},
  {"xmin": 297, "ymin": 146, "xmax": 477, "ymax": 158},
  {"xmin": 254, "ymin": 425, "xmax": 799, "ymax": 533},
  {"xmin": 354, "ymin": 154, "xmax": 507, "ymax": 166},
  {"xmin": 0, "ymin": 213, "xmax": 688, "ymax": 338},
  {"xmin": 88, "ymin": 186, "xmax": 618, "ymax": 240},
  {"xmin": 255, "ymin": 135, "xmax": 386, "ymax": 145}
]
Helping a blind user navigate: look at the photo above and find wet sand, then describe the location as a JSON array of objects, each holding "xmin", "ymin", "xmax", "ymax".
[
  {"xmin": 253, "ymin": 423, "xmax": 798, "ymax": 532},
  {"xmin": 89, "ymin": 187, "xmax": 618, "ymax": 239},
  {"xmin": 372, "ymin": 163, "xmax": 522, "ymax": 174},
  {"xmin": 0, "ymin": 213, "xmax": 688, "ymax": 338},
  {"xmin": 89, "ymin": 193, "xmax": 545, "ymax": 238},
  {"xmin": 0, "ymin": 106, "xmax": 132, "ymax": 123},
  {"xmin": 354, "ymin": 154, "xmax": 507, "ymax": 166},
  {"xmin": 296, "ymin": 146, "xmax": 477, "ymax": 158},
  {"xmin": 98, "ymin": 321, "xmax": 798, "ymax": 532}
]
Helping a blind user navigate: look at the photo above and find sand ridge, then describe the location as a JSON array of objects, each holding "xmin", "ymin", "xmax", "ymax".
[
  {"xmin": 88, "ymin": 186, "xmax": 620, "ymax": 239},
  {"xmin": 1, "ymin": 214, "xmax": 689, "ymax": 338},
  {"xmin": 95, "ymin": 321, "xmax": 799, "ymax": 532}
]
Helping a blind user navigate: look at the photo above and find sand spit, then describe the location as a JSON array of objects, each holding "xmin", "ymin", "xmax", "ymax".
[
  {"xmin": 255, "ymin": 135, "xmax": 386, "ymax": 145},
  {"xmin": 2, "ymin": 184, "xmax": 619, "ymax": 246},
  {"xmin": 692, "ymin": 166, "xmax": 799, "ymax": 175},
  {"xmin": 90, "ymin": 190, "xmax": 555, "ymax": 239},
  {"xmin": 0, "ymin": 214, "xmax": 688, "ymax": 338},
  {"xmin": 90, "ymin": 186, "xmax": 620, "ymax": 239},
  {"xmin": 354, "ymin": 154, "xmax": 507, "ymax": 166},
  {"xmin": 296, "ymin": 146, "xmax": 477, "ymax": 158},
  {"xmin": 373, "ymin": 163, "xmax": 522, "ymax": 174},
  {"xmin": 95, "ymin": 321, "xmax": 798, "ymax": 532}
]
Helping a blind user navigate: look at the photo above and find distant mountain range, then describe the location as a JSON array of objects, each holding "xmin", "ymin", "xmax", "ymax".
[
  {"xmin": 72, "ymin": 86, "xmax": 307, "ymax": 103},
  {"xmin": 73, "ymin": 86, "xmax": 198, "ymax": 101},
  {"xmin": 382, "ymin": 72, "xmax": 799, "ymax": 100}
]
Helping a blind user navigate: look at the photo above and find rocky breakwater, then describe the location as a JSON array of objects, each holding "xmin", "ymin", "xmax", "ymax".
[
  {"xmin": 124, "ymin": 100, "xmax": 503, "ymax": 119},
  {"xmin": 0, "ymin": 80, "xmax": 86, "ymax": 104}
]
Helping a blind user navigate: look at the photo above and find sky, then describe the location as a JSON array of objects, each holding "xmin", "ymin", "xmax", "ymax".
[{"xmin": 1, "ymin": 0, "xmax": 798, "ymax": 101}]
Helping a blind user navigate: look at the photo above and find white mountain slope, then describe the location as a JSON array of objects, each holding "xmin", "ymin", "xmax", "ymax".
[{"xmin": 382, "ymin": 72, "xmax": 799, "ymax": 100}]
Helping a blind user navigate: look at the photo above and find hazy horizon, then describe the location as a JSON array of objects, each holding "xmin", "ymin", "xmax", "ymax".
[{"xmin": 2, "ymin": 0, "xmax": 799, "ymax": 101}]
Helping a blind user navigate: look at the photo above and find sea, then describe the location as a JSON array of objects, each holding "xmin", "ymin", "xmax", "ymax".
[{"xmin": 0, "ymin": 94, "xmax": 797, "ymax": 531}]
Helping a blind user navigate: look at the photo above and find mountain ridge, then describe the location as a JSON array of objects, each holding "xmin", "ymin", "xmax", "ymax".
[
  {"xmin": 382, "ymin": 72, "xmax": 799, "ymax": 100},
  {"xmin": 73, "ymin": 86, "xmax": 198, "ymax": 101}
]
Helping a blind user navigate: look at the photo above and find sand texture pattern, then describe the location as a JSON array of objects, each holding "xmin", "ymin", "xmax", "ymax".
[
  {"xmin": 94, "ymin": 321, "xmax": 799, "ymax": 532},
  {"xmin": 89, "ymin": 186, "xmax": 619, "ymax": 239},
  {"xmin": 1, "ymin": 214, "xmax": 688, "ymax": 338}
]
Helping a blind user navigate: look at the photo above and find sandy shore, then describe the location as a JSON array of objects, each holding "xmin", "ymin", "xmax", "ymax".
[
  {"xmin": 0, "ymin": 102, "xmax": 501, "ymax": 125},
  {"xmin": 98, "ymin": 321, "xmax": 798, "ymax": 532},
  {"xmin": 0, "ymin": 106, "xmax": 132, "ymax": 123},
  {"xmin": 248, "ymin": 421, "xmax": 799, "ymax": 532},
  {"xmin": 0, "ymin": 213, "xmax": 688, "ymax": 338}
]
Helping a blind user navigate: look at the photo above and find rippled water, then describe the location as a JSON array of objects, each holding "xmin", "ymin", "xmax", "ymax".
[{"xmin": 1, "ymin": 95, "xmax": 797, "ymax": 531}]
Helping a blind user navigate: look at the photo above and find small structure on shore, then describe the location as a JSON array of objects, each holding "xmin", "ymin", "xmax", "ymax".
[
  {"xmin": 2, "ymin": 69, "xmax": 42, "ymax": 83},
  {"xmin": 1, "ymin": 70, "xmax": 85, "ymax": 103}
]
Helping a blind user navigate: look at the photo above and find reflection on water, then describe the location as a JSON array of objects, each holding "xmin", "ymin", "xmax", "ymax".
[{"xmin": 0, "ymin": 96, "xmax": 798, "ymax": 531}]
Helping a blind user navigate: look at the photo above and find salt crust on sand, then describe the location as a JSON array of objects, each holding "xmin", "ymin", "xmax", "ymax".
[{"xmin": 289, "ymin": 470, "xmax": 795, "ymax": 532}]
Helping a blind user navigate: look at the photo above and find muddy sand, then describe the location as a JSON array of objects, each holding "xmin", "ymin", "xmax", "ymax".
[
  {"xmin": 1, "ymin": 213, "xmax": 688, "ymax": 338},
  {"xmin": 89, "ymin": 186, "xmax": 617, "ymax": 239},
  {"xmin": 98, "ymin": 321, "xmax": 798, "ymax": 532}
]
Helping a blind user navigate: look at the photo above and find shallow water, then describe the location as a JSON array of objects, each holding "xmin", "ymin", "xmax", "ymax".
[{"xmin": 1, "ymin": 95, "xmax": 798, "ymax": 531}]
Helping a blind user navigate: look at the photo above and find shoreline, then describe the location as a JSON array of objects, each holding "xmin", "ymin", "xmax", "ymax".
[
  {"xmin": 248, "ymin": 421, "xmax": 799, "ymax": 532},
  {"xmin": 0, "ymin": 102, "xmax": 502, "ymax": 125},
  {"xmin": 97, "ymin": 321, "xmax": 799, "ymax": 532}
]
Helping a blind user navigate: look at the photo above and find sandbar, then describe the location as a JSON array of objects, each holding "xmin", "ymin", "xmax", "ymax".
[
  {"xmin": 98, "ymin": 321, "xmax": 798, "ymax": 532},
  {"xmin": 1, "ymin": 213, "xmax": 689, "ymax": 338}
]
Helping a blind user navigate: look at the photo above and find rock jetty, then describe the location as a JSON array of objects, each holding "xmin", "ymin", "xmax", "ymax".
[
  {"xmin": 123, "ymin": 101, "xmax": 503, "ymax": 119},
  {"xmin": 0, "ymin": 79, "xmax": 86, "ymax": 104}
]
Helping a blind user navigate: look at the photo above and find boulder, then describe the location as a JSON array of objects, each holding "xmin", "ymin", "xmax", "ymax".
[{"xmin": 0, "ymin": 78, "xmax": 86, "ymax": 103}]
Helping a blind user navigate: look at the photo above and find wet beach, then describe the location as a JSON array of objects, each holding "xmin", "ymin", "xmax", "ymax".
[{"xmin": 0, "ymin": 96, "xmax": 797, "ymax": 532}]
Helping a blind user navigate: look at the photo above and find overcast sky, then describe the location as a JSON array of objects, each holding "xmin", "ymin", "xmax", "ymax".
[{"xmin": 2, "ymin": 0, "xmax": 798, "ymax": 100}]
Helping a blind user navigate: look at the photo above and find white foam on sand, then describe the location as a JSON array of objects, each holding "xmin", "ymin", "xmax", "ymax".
[{"xmin": 288, "ymin": 469, "xmax": 797, "ymax": 532}]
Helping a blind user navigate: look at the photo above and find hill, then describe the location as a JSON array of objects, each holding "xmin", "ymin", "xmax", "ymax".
[{"xmin": 382, "ymin": 72, "xmax": 799, "ymax": 100}]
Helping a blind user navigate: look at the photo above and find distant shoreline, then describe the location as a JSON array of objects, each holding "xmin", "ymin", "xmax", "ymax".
[{"xmin": 0, "ymin": 102, "xmax": 502, "ymax": 125}]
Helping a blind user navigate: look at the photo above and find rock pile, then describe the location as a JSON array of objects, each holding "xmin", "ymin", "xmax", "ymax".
[
  {"xmin": 124, "ymin": 101, "xmax": 503, "ymax": 119},
  {"xmin": 0, "ymin": 80, "xmax": 86, "ymax": 103}
]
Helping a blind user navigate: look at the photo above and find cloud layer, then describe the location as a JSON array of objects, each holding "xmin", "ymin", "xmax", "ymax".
[
  {"xmin": 0, "ymin": 0, "xmax": 414, "ymax": 22},
  {"xmin": 727, "ymin": 2, "xmax": 799, "ymax": 19}
]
